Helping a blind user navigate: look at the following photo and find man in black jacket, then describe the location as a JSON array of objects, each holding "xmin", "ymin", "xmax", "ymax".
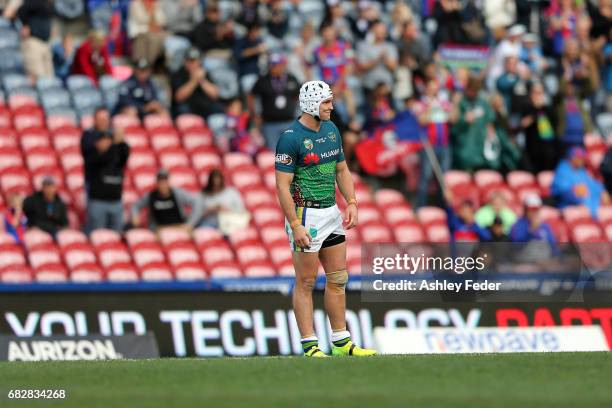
[
  {"xmin": 84, "ymin": 126, "xmax": 130, "ymax": 234},
  {"xmin": 23, "ymin": 176, "xmax": 68, "ymax": 237}
]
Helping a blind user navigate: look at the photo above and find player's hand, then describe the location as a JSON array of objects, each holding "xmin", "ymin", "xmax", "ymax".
[
  {"xmin": 344, "ymin": 204, "xmax": 358, "ymax": 230},
  {"xmin": 292, "ymin": 225, "xmax": 312, "ymax": 249}
]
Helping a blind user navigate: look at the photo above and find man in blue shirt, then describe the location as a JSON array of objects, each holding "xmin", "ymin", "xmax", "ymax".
[
  {"xmin": 115, "ymin": 58, "xmax": 168, "ymax": 118},
  {"xmin": 510, "ymin": 194, "xmax": 559, "ymax": 259}
]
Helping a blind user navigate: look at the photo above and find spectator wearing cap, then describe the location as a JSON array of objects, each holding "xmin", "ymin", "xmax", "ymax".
[
  {"xmin": 551, "ymin": 147, "xmax": 609, "ymax": 217},
  {"xmin": 83, "ymin": 125, "xmax": 130, "ymax": 234},
  {"xmin": 130, "ymin": 169, "xmax": 204, "ymax": 231},
  {"xmin": 520, "ymin": 33, "xmax": 547, "ymax": 76},
  {"xmin": 356, "ymin": 20, "xmax": 398, "ymax": 91},
  {"xmin": 475, "ymin": 191, "xmax": 517, "ymax": 234},
  {"xmin": 233, "ymin": 23, "xmax": 266, "ymax": 82},
  {"xmin": 510, "ymin": 194, "xmax": 559, "ymax": 258},
  {"xmin": 171, "ymin": 47, "xmax": 222, "ymax": 119},
  {"xmin": 248, "ymin": 53, "xmax": 300, "ymax": 150},
  {"xmin": 488, "ymin": 24, "xmax": 525, "ymax": 89},
  {"xmin": 192, "ymin": 2, "xmax": 235, "ymax": 54},
  {"xmin": 23, "ymin": 177, "xmax": 68, "ymax": 237},
  {"xmin": 71, "ymin": 29, "xmax": 112, "ymax": 86},
  {"xmin": 128, "ymin": 0, "xmax": 167, "ymax": 65},
  {"xmin": 489, "ymin": 216, "xmax": 509, "ymax": 242},
  {"xmin": 2, "ymin": 192, "xmax": 27, "ymax": 244},
  {"xmin": 116, "ymin": 58, "xmax": 168, "ymax": 118},
  {"xmin": 198, "ymin": 169, "xmax": 245, "ymax": 229},
  {"xmin": 17, "ymin": 0, "xmax": 54, "ymax": 79}
]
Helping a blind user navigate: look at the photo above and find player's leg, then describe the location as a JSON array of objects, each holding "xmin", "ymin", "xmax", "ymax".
[
  {"xmin": 292, "ymin": 250, "xmax": 328, "ymax": 357},
  {"xmin": 319, "ymin": 235, "xmax": 376, "ymax": 357}
]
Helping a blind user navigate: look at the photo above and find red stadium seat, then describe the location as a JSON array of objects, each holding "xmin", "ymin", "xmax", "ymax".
[
  {"xmin": 190, "ymin": 147, "xmax": 222, "ymax": 170},
  {"xmin": 0, "ymin": 265, "xmax": 34, "ymax": 283},
  {"xmin": 124, "ymin": 126, "xmax": 150, "ymax": 148},
  {"xmin": 393, "ymin": 222, "xmax": 425, "ymax": 243},
  {"xmin": 150, "ymin": 127, "xmax": 181, "ymax": 151},
  {"xmin": 193, "ymin": 227, "xmax": 225, "ymax": 247},
  {"xmin": 168, "ymin": 166, "xmax": 199, "ymax": 191},
  {"xmin": 417, "ymin": 206, "xmax": 447, "ymax": 226},
  {"xmin": 70, "ymin": 263, "xmax": 104, "ymax": 283},
  {"xmin": 231, "ymin": 168, "xmax": 263, "ymax": 189},
  {"xmin": 23, "ymin": 229, "xmax": 54, "ymax": 251},
  {"xmin": 0, "ymin": 127, "xmax": 17, "ymax": 148},
  {"xmin": 98, "ymin": 245, "xmax": 132, "ymax": 269},
  {"xmin": 597, "ymin": 205, "xmax": 612, "ymax": 224},
  {"xmin": 539, "ymin": 206, "xmax": 562, "ymax": 222},
  {"xmin": 112, "ymin": 114, "xmax": 140, "ymax": 129},
  {"xmin": 474, "ymin": 170, "xmax": 504, "ymax": 189},
  {"xmin": 507, "ymin": 170, "xmax": 537, "ymax": 191},
  {"xmin": 443, "ymin": 170, "xmax": 471, "ymax": 189},
  {"xmin": 354, "ymin": 186, "xmax": 374, "ymax": 205},
  {"xmin": 208, "ymin": 261, "xmax": 242, "ymax": 278},
  {"xmin": 604, "ymin": 224, "xmax": 612, "ymax": 241},
  {"xmin": 143, "ymin": 113, "xmax": 172, "ymax": 131},
  {"xmin": 0, "ymin": 147, "xmax": 24, "ymax": 172},
  {"xmin": 267, "ymin": 242, "xmax": 292, "ymax": 266},
  {"xmin": 562, "ymin": 205, "xmax": 592, "ymax": 226},
  {"xmin": 125, "ymin": 228, "xmax": 158, "ymax": 248},
  {"xmin": 223, "ymin": 152, "xmax": 252, "ymax": 169},
  {"xmin": 346, "ymin": 241, "xmax": 361, "ymax": 263},
  {"xmin": 263, "ymin": 169, "xmax": 276, "ymax": 190},
  {"xmin": 56, "ymin": 229, "xmax": 88, "ymax": 248},
  {"xmin": 382, "ymin": 204, "xmax": 416, "ymax": 225},
  {"xmin": 19, "ymin": 129, "xmax": 51, "ymax": 151},
  {"xmin": 90, "ymin": 228, "xmax": 122, "ymax": 249},
  {"xmin": 202, "ymin": 243, "xmax": 235, "ymax": 267},
  {"xmin": 34, "ymin": 264, "xmax": 68, "ymax": 283},
  {"xmin": 515, "ymin": 186, "xmax": 542, "ymax": 204},
  {"xmin": 571, "ymin": 222, "xmax": 604, "ymax": 242},
  {"xmin": 359, "ymin": 223, "xmax": 393, "ymax": 243},
  {"xmin": 158, "ymin": 226, "xmax": 193, "ymax": 247},
  {"xmin": 374, "ymin": 188, "xmax": 408, "ymax": 208},
  {"xmin": 13, "ymin": 113, "xmax": 45, "ymax": 132},
  {"xmin": 252, "ymin": 206, "xmax": 283, "ymax": 228},
  {"xmin": 546, "ymin": 218, "xmax": 570, "ymax": 243},
  {"xmin": 243, "ymin": 260, "xmax": 276, "ymax": 277},
  {"xmin": 166, "ymin": 244, "xmax": 201, "ymax": 267},
  {"xmin": 256, "ymin": 151, "xmax": 275, "ymax": 170},
  {"xmin": 63, "ymin": 243, "xmax": 97, "ymax": 271},
  {"xmin": 0, "ymin": 168, "xmax": 30, "ymax": 194},
  {"xmin": 348, "ymin": 258, "xmax": 362, "ymax": 275},
  {"xmin": 242, "ymin": 187, "xmax": 274, "ymax": 210},
  {"xmin": 127, "ymin": 147, "xmax": 157, "ymax": 170},
  {"xmin": 358, "ymin": 204, "xmax": 383, "ymax": 225},
  {"xmin": 8, "ymin": 95, "xmax": 38, "ymax": 110},
  {"xmin": 0, "ymin": 244, "xmax": 26, "ymax": 269},
  {"xmin": 181, "ymin": 128, "xmax": 214, "ymax": 151},
  {"xmin": 132, "ymin": 243, "xmax": 166, "ymax": 268},
  {"xmin": 158, "ymin": 148, "xmax": 189, "ymax": 170},
  {"xmin": 47, "ymin": 115, "xmax": 77, "ymax": 131},
  {"xmin": 425, "ymin": 223, "xmax": 451, "ymax": 243},
  {"xmin": 236, "ymin": 243, "xmax": 269, "ymax": 266},
  {"xmin": 106, "ymin": 263, "xmax": 139, "ymax": 282},
  {"xmin": 28, "ymin": 246, "xmax": 62, "ymax": 269},
  {"xmin": 25, "ymin": 148, "xmax": 58, "ymax": 172},
  {"xmin": 176, "ymin": 114, "xmax": 205, "ymax": 132},
  {"xmin": 60, "ymin": 151, "xmax": 84, "ymax": 172},
  {"xmin": 140, "ymin": 262, "xmax": 173, "ymax": 281},
  {"xmin": 174, "ymin": 263, "xmax": 207, "ymax": 281},
  {"xmin": 65, "ymin": 168, "xmax": 84, "ymax": 193},
  {"xmin": 537, "ymin": 171, "xmax": 554, "ymax": 198},
  {"xmin": 260, "ymin": 225, "xmax": 287, "ymax": 245},
  {"xmin": 277, "ymin": 259, "xmax": 295, "ymax": 276}
]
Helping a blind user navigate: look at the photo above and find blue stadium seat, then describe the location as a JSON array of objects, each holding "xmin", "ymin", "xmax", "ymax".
[
  {"xmin": 46, "ymin": 107, "xmax": 78, "ymax": 123},
  {"xmin": 209, "ymin": 69, "xmax": 239, "ymax": 99},
  {"xmin": 67, "ymin": 75, "xmax": 95, "ymax": 93},
  {"xmin": 41, "ymin": 89, "xmax": 72, "ymax": 111},
  {"xmin": 72, "ymin": 88, "xmax": 103, "ymax": 116},
  {"xmin": 597, "ymin": 113, "xmax": 612, "ymax": 139},
  {"xmin": 36, "ymin": 77, "xmax": 64, "ymax": 93},
  {"xmin": 207, "ymin": 113, "xmax": 227, "ymax": 136},
  {"xmin": 0, "ymin": 49, "xmax": 23, "ymax": 74},
  {"xmin": 1, "ymin": 73, "xmax": 29, "ymax": 93},
  {"xmin": 0, "ymin": 29, "xmax": 19, "ymax": 49},
  {"xmin": 99, "ymin": 75, "xmax": 120, "ymax": 111},
  {"xmin": 6, "ymin": 85, "xmax": 38, "ymax": 101}
]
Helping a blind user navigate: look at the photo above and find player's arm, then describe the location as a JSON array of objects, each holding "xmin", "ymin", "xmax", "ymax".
[
  {"xmin": 336, "ymin": 160, "xmax": 358, "ymax": 229},
  {"xmin": 276, "ymin": 171, "xmax": 311, "ymax": 248}
]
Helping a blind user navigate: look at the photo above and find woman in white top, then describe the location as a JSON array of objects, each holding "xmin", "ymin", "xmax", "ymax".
[{"xmin": 199, "ymin": 169, "xmax": 245, "ymax": 228}]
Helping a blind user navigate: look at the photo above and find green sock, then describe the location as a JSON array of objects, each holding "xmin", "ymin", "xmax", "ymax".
[
  {"xmin": 332, "ymin": 337, "xmax": 351, "ymax": 347},
  {"xmin": 301, "ymin": 337, "xmax": 318, "ymax": 353}
]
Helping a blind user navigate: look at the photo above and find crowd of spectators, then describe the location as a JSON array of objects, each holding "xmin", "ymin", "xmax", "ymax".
[{"xmin": 0, "ymin": 0, "xmax": 610, "ymax": 247}]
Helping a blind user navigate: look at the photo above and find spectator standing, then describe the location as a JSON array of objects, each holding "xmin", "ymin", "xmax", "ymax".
[
  {"xmin": 496, "ymin": 55, "xmax": 532, "ymax": 114},
  {"xmin": 356, "ymin": 20, "xmax": 398, "ymax": 91},
  {"xmin": 116, "ymin": 58, "xmax": 168, "ymax": 118},
  {"xmin": 520, "ymin": 82, "xmax": 559, "ymax": 173},
  {"xmin": 233, "ymin": 23, "xmax": 266, "ymax": 82},
  {"xmin": 2, "ymin": 193, "xmax": 27, "ymax": 244},
  {"xmin": 128, "ymin": 0, "xmax": 167, "ymax": 65},
  {"xmin": 551, "ymin": 147, "xmax": 608, "ymax": 217},
  {"xmin": 192, "ymin": 2, "xmax": 234, "ymax": 54},
  {"xmin": 23, "ymin": 177, "xmax": 68, "ymax": 237},
  {"xmin": 411, "ymin": 78, "xmax": 454, "ymax": 208},
  {"xmin": 171, "ymin": 47, "xmax": 222, "ymax": 119},
  {"xmin": 83, "ymin": 127, "xmax": 130, "ymax": 234},
  {"xmin": 488, "ymin": 24, "xmax": 525, "ymax": 89},
  {"xmin": 248, "ymin": 53, "xmax": 300, "ymax": 150},
  {"xmin": 81, "ymin": 107, "xmax": 112, "ymax": 161},
  {"xmin": 130, "ymin": 169, "xmax": 203, "ymax": 231},
  {"xmin": 398, "ymin": 19, "xmax": 431, "ymax": 72},
  {"xmin": 71, "ymin": 30, "xmax": 112, "ymax": 86},
  {"xmin": 432, "ymin": 0, "xmax": 464, "ymax": 48},
  {"xmin": 199, "ymin": 169, "xmax": 245, "ymax": 229},
  {"xmin": 17, "ymin": 0, "xmax": 54, "ymax": 79},
  {"xmin": 554, "ymin": 80, "xmax": 593, "ymax": 151},
  {"xmin": 263, "ymin": 0, "xmax": 289, "ymax": 39}
]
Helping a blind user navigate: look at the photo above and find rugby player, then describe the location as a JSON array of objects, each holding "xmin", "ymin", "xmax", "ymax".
[{"xmin": 275, "ymin": 80, "xmax": 376, "ymax": 357}]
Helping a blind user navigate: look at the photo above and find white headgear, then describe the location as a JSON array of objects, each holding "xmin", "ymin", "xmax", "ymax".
[{"xmin": 299, "ymin": 80, "xmax": 333, "ymax": 118}]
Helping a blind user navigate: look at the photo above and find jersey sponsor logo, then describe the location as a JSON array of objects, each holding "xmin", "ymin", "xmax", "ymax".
[
  {"xmin": 303, "ymin": 138, "xmax": 314, "ymax": 150},
  {"xmin": 328, "ymin": 132, "xmax": 336, "ymax": 142},
  {"xmin": 309, "ymin": 227, "xmax": 318, "ymax": 238},
  {"xmin": 304, "ymin": 152, "xmax": 320, "ymax": 164},
  {"xmin": 275, "ymin": 153, "xmax": 293, "ymax": 165},
  {"xmin": 315, "ymin": 137, "xmax": 326, "ymax": 143},
  {"xmin": 320, "ymin": 148, "xmax": 340, "ymax": 159}
]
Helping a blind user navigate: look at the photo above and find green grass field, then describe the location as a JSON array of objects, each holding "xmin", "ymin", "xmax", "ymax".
[{"xmin": 1, "ymin": 353, "xmax": 611, "ymax": 408}]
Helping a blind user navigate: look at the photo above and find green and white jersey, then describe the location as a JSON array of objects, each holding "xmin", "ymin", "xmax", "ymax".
[{"xmin": 275, "ymin": 119, "xmax": 345, "ymax": 208}]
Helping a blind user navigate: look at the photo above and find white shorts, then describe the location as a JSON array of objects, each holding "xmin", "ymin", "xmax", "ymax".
[{"xmin": 285, "ymin": 205, "xmax": 345, "ymax": 253}]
